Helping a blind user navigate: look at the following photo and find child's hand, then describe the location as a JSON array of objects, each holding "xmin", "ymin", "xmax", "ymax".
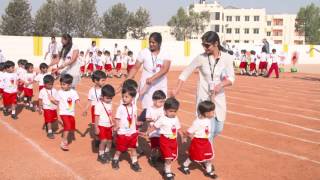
[
  {"xmin": 95, "ymin": 126, "xmax": 99, "ymax": 135},
  {"xmin": 48, "ymin": 94, "xmax": 55, "ymax": 102},
  {"xmin": 38, "ymin": 108, "xmax": 43, "ymax": 115},
  {"xmin": 182, "ymin": 137, "xmax": 188, "ymax": 143}
]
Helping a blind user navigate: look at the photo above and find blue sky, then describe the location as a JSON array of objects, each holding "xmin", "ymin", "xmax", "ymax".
[{"xmin": 0, "ymin": 0, "xmax": 319, "ymax": 25}]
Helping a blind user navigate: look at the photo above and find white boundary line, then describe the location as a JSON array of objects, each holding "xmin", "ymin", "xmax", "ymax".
[{"xmin": 0, "ymin": 120, "xmax": 83, "ymax": 180}]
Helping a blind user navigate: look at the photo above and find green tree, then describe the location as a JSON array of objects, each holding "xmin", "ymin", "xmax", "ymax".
[
  {"xmin": 34, "ymin": 0, "xmax": 58, "ymax": 36},
  {"xmin": 55, "ymin": 0, "xmax": 78, "ymax": 36},
  {"xmin": 102, "ymin": 3, "xmax": 131, "ymax": 38},
  {"xmin": 296, "ymin": 3, "xmax": 320, "ymax": 44},
  {"xmin": 128, "ymin": 7, "xmax": 151, "ymax": 39},
  {"xmin": 168, "ymin": 7, "xmax": 210, "ymax": 41},
  {"xmin": 75, "ymin": 0, "xmax": 102, "ymax": 37},
  {"xmin": 0, "ymin": 0, "xmax": 33, "ymax": 36}
]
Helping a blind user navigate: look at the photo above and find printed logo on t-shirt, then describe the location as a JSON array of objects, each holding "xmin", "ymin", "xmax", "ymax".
[
  {"xmin": 171, "ymin": 125, "xmax": 177, "ymax": 139},
  {"xmin": 205, "ymin": 126, "xmax": 209, "ymax": 138},
  {"xmin": 67, "ymin": 98, "xmax": 73, "ymax": 111}
]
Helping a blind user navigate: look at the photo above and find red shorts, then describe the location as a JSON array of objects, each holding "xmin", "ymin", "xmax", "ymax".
[
  {"xmin": 18, "ymin": 82, "xmax": 24, "ymax": 92},
  {"xmin": 127, "ymin": 65, "xmax": 134, "ymax": 73},
  {"xmin": 239, "ymin": 62, "xmax": 247, "ymax": 68},
  {"xmin": 160, "ymin": 135, "xmax": 178, "ymax": 160},
  {"xmin": 60, "ymin": 115, "xmax": 76, "ymax": 131},
  {"xmin": 98, "ymin": 126, "xmax": 113, "ymax": 140},
  {"xmin": 87, "ymin": 63, "xmax": 94, "ymax": 72},
  {"xmin": 189, "ymin": 138, "xmax": 214, "ymax": 162},
  {"xmin": 116, "ymin": 133, "xmax": 138, "ymax": 152},
  {"xmin": 23, "ymin": 88, "xmax": 33, "ymax": 97},
  {"xmin": 80, "ymin": 66, "xmax": 85, "ymax": 73},
  {"xmin": 104, "ymin": 64, "xmax": 112, "ymax": 72},
  {"xmin": 0, "ymin": 88, "xmax": 3, "ymax": 95},
  {"xmin": 91, "ymin": 105, "xmax": 95, "ymax": 124},
  {"xmin": 150, "ymin": 137, "xmax": 160, "ymax": 149},
  {"xmin": 39, "ymin": 86, "xmax": 44, "ymax": 91},
  {"xmin": 3, "ymin": 92, "xmax": 17, "ymax": 106},
  {"xmin": 116, "ymin": 63, "xmax": 122, "ymax": 71},
  {"xmin": 259, "ymin": 61, "xmax": 267, "ymax": 69},
  {"xmin": 95, "ymin": 65, "xmax": 103, "ymax": 71},
  {"xmin": 249, "ymin": 63, "xmax": 256, "ymax": 71},
  {"xmin": 43, "ymin": 109, "xmax": 58, "ymax": 123}
]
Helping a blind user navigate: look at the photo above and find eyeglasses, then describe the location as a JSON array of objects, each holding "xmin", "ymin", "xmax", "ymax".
[{"xmin": 202, "ymin": 43, "xmax": 212, "ymax": 49}]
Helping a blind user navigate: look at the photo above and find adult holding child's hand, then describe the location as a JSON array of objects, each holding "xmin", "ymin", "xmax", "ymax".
[{"xmin": 171, "ymin": 31, "xmax": 235, "ymax": 140}]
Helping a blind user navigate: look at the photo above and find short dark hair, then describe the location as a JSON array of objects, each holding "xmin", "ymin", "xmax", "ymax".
[
  {"xmin": 101, "ymin": 84, "xmax": 115, "ymax": 98},
  {"xmin": 17, "ymin": 59, "xmax": 24, "ymax": 65},
  {"xmin": 43, "ymin": 75, "xmax": 54, "ymax": 84},
  {"xmin": 80, "ymin": 51, "xmax": 84, "ymax": 54},
  {"xmin": 197, "ymin": 100, "xmax": 215, "ymax": 116},
  {"xmin": 152, "ymin": 90, "xmax": 166, "ymax": 100},
  {"xmin": 104, "ymin": 50, "xmax": 110, "ymax": 55},
  {"xmin": 122, "ymin": 79, "xmax": 138, "ymax": 89},
  {"xmin": 272, "ymin": 49, "xmax": 276, "ymax": 53},
  {"xmin": 0, "ymin": 62, "xmax": 5, "ymax": 71},
  {"xmin": 122, "ymin": 86, "xmax": 137, "ymax": 98},
  {"xmin": 91, "ymin": 70, "xmax": 107, "ymax": 82},
  {"xmin": 5, "ymin": 61, "xmax": 15, "ymax": 69},
  {"xmin": 164, "ymin": 97, "xmax": 180, "ymax": 111},
  {"xmin": 250, "ymin": 50, "xmax": 256, "ymax": 55},
  {"xmin": 60, "ymin": 74, "xmax": 73, "ymax": 84},
  {"xmin": 128, "ymin": 51, "xmax": 133, "ymax": 56},
  {"xmin": 241, "ymin": 49, "xmax": 246, "ymax": 54},
  {"xmin": 39, "ymin": 63, "xmax": 49, "ymax": 70},
  {"xmin": 25, "ymin": 63, "xmax": 33, "ymax": 70}
]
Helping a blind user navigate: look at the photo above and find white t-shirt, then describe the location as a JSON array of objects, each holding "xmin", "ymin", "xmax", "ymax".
[
  {"xmin": 87, "ymin": 56, "xmax": 94, "ymax": 64},
  {"xmin": 79, "ymin": 56, "xmax": 86, "ymax": 66},
  {"xmin": 48, "ymin": 42, "xmax": 58, "ymax": 55},
  {"xmin": 94, "ymin": 56, "xmax": 103, "ymax": 66},
  {"xmin": 88, "ymin": 46, "xmax": 98, "ymax": 56},
  {"xmin": 38, "ymin": 88, "xmax": 58, "ymax": 110},
  {"xmin": 146, "ymin": 106, "xmax": 164, "ymax": 138},
  {"xmin": 259, "ymin": 52, "xmax": 268, "ymax": 62},
  {"xmin": 240, "ymin": 54, "xmax": 247, "ymax": 62},
  {"xmin": 88, "ymin": 87, "xmax": 101, "ymax": 106},
  {"xmin": 137, "ymin": 48, "xmax": 171, "ymax": 109},
  {"xmin": 23, "ymin": 72, "xmax": 36, "ymax": 89},
  {"xmin": 115, "ymin": 55, "xmax": 122, "ymax": 64},
  {"xmin": 250, "ymin": 55, "xmax": 257, "ymax": 63},
  {"xmin": 154, "ymin": 115, "xmax": 181, "ymax": 139},
  {"xmin": 35, "ymin": 72, "xmax": 50, "ymax": 87},
  {"xmin": 56, "ymin": 89, "xmax": 79, "ymax": 116},
  {"xmin": 3, "ymin": 72, "xmax": 18, "ymax": 93},
  {"xmin": 115, "ymin": 104, "xmax": 138, "ymax": 135},
  {"xmin": 270, "ymin": 53, "xmax": 279, "ymax": 64},
  {"xmin": 0, "ymin": 72, "xmax": 5, "ymax": 89},
  {"xmin": 187, "ymin": 118, "xmax": 212, "ymax": 139},
  {"xmin": 105, "ymin": 56, "xmax": 112, "ymax": 65},
  {"xmin": 127, "ymin": 56, "xmax": 136, "ymax": 66},
  {"xmin": 16, "ymin": 67, "xmax": 27, "ymax": 80},
  {"xmin": 95, "ymin": 101, "xmax": 113, "ymax": 127}
]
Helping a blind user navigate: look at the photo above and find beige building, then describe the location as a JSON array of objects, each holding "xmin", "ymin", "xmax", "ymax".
[{"xmin": 190, "ymin": 0, "xmax": 304, "ymax": 45}]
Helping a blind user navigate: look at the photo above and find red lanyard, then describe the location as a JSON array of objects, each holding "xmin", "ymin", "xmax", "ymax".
[
  {"xmin": 125, "ymin": 104, "xmax": 133, "ymax": 127},
  {"xmin": 94, "ymin": 88, "xmax": 100, "ymax": 102},
  {"xmin": 101, "ymin": 102, "xmax": 112, "ymax": 125}
]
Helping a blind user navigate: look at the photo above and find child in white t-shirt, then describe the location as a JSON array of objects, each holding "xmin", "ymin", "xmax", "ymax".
[
  {"xmin": 95, "ymin": 84, "xmax": 115, "ymax": 164},
  {"xmin": 103, "ymin": 50, "xmax": 113, "ymax": 78},
  {"xmin": 35, "ymin": 63, "xmax": 50, "ymax": 91},
  {"xmin": 50, "ymin": 74, "xmax": 83, "ymax": 151},
  {"xmin": 23, "ymin": 63, "xmax": 36, "ymax": 111},
  {"xmin": 3, "ymin": 61, "xmax": 19, "ymax": 119},
  {"xmin": 38, "ymin": 75, "xmax": 58, "ymax": 139},
  {"xmin": 79, "ymin": 51, "xmax": 86, "ymax": 77},
  {"xmin": 112, "ymin": 86, "xmax": 141, "ymax": 172},
  {"xmin": 180, "ymin": 100, "xmax": 217, "ymax": 179},
  {"xmin": 0, "ymin": 62, "xmax": 6, "ymax": 110},
  {"xmin": 146, "ymin": 90, "xmax": 166, "ymax": 165}
]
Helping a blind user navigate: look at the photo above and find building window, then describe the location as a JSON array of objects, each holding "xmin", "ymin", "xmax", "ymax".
[
  {"xmin": 273, "ymin": 29, "xmax": 283, "ymax": 36},
  {"xmin": 253, "ymin": 28, "xmax": 259, "ymax": 34},
  {"xmin": 235, "ymin": 28, "xmax": 240, "ymax": 34},
  {"xmin": 244, "ymin": 28, "xmax": 249, "ymax": 34},
  {"xmin": 235, "ymin": 40, "xmax": 240, "ymax": 43},
  {"xmin": 214, "ymin": 25, "xmax": 220, "ymax": 32},
  {"xmin": 226, "ymin": 40, "xmax": 232, "ymax": 43},
  {"xmin": 274, "ymin": 40, "xmax": 282, "ymax": 44},
  {"xmin": 215, "ymin": 12, "xmax": 220, "ymax": 20},
  {"xmin": 226, "ymin": 16, "xmax": 232, "ymax": 21},
  {"xmin": 254, "ymin": 16, "xmax": 260, "ymax": 21},
  {"xmin": 294, "ymin": 40, "xmax": 303, "ymax": 45},
  {"xmin": 226, "ymin": 28, "xmax": 232, "ymax": 34},
  {"xmin": 245, "ymin": 16, "xmax": 250, "ymax": 21},
  {"xmin": 236, "ymin": 16, "xmax": 240, "ymax": 21},
  {"xmin": 273, "ymin": 19, "xmax": 283, "ymax": 26},
  {"xmin": 267, "ymin": 21, "xmax": 271, "ymax": 26},
  {"xmin": 267, "ymin": 32, "xmax": 271, "ymax": 36},
  {"xmin": 244, "ymin": 40, "xmax": 249, "ymax": 43}
]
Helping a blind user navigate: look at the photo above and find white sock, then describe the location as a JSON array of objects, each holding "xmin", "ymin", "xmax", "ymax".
[
  {"xmin": 30, "ymin": 103, "xmax": 33, "ymax": 107},
  {"xmin": 113, "ymin": 154, "xmax": 119, "ymax": 160},
  {"xmin": 11, "ymin": 109, "xmax": 15, "ymax": 115},
  {"xmin": 99, "ymin": 150, "xmax": 104, "ymax": 156},
  {"xmin": 105, "ymin": 147, "xmax": 110, "ymax": 153},
  {"xmin": 131, "ymin": 156, "xmax": 137, "ymax": 163},
  {"xmin": 183, "ymin": 158, "xmax": 192, "ymax": 167},
  {"xmin": 164, "ymin": 162, "xmax": 171, "ymax": 173},
  {"xmin": 205, "ymin": 161, "xmax": 212, "ymax": 173},
  {"xmin": 48, "ymin": 129, "xmax": 53, "ymax": 133}
]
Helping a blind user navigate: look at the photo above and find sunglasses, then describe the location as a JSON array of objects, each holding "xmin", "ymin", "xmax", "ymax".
[{"xmin": 202, "ymin": 43, "xmax": 212, "ymax": 49}]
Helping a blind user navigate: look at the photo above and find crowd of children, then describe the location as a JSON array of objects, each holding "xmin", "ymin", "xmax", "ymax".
[
  {"xmin": 236, "ymin": 48, "xmax": 284, "ymax": 78},
  {"xmin": 0, "ymin": 57, "xmax": 218, "ymax": 179}
]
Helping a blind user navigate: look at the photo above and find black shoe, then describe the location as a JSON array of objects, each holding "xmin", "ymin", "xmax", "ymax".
[
  {"xmin": 47, "ymin": 132, "xmax": 55, "ymax": 139},
  {"xmin": 178, "ymin": 166, "xmax": 190, "ymax": 175},
  {"xmin": 136, "ymin": 147, "xmax": 144, "ymax": 155},
  {"xmin": 205, "ymin": 171, "xmax": 218, "ymax": 179},
  {"xmin": 148, "ymin": 156, "xmax": 157, "ymax": 166},
  {"xmin": 97, "ymin": 154, "xmax": 108, "ymax": 164},
  {"xmin": 30, "ymin": 107, "xmax": 35, "ymax": 112},
  {"xmin": 3, "ymin": 109, "xmax": 10, "ymax": 116},
  {"xmin": 164, "ymin": 172, "xmax": 175, "ymax": 180},
  {"xmin": 112, "ymin": 160, "xmax": 119, "ymax": 170},
  {"xmin": 105, "ymin": 152, "xmax": 111, "ymax": 163},
  {"xmin": 94, "ymin": 140, "xmax": 100, "ymax": 148},
  {"xmin": 11, "ymin": 114, "xmax": 18, "ymax": 120},
  {"xmin": 131, "ymin": 162, "xmax": 141, "ymax": 172}
]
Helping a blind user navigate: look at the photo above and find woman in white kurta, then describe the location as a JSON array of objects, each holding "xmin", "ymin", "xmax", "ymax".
[
  {"xmin": 52, "ymin": 34, "xmax": 80, "ymax": 88},
  {"xmin": 172, "ymin": 31, "xmax": 235, "ymax": 140},
  {"xmin": 126, "ymin": 32, "xmax": 171, "ymax": 119}
]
